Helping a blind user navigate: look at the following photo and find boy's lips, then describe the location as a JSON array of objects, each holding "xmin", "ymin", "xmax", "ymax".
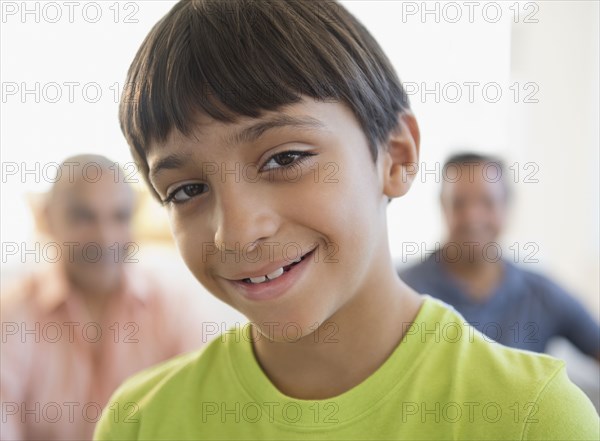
[
  {"xmin": 226, "ymin": 247, "xmax": 317, "ymax": 302},
  {"xmin": 226, "ymin": 246, "xmax": 317, "ymax": 280}
]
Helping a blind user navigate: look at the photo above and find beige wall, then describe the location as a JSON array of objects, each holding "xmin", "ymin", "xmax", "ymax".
[{"xmin": 507, "ymin": 1, "xmax": 599, "ymax": 315}]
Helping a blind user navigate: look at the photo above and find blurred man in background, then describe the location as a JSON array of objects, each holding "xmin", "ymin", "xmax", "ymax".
[
  {"xmin": 400, "ymin": 153, "xmax": 600, "ymax": 360},
  {"xmin": 1, "ymin": 154, "xmax": 208, "ymax": 440}
]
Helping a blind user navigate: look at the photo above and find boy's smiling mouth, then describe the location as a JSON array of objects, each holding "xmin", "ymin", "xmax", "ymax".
[
  {"xmin": 226, "ymin": 247, "xmax": 318, "ymax": 302},
  {"xmin": 241, "ymin": 256, "xmax": 301, "ymax": 284}
]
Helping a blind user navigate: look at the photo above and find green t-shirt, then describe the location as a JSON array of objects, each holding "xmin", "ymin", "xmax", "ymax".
[{"xmin": 94, "ymin": 295, "xmax": 599, "ymax": 440}]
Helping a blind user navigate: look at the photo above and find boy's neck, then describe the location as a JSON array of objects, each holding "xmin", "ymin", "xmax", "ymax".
[{"xmin": 251, "ymin": 255, "xmax": 423, "ymax": 400}]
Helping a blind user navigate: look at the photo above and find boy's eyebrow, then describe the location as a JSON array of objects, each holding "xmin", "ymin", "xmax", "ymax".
[
  {"xmin": 149, "ymin": 115, "xmax": 327, "ymax": 180},
  {"xmin": 224, "ymin": 114, "xmax": 327, "ymax": 146},
  {"xmin": 149, "ymin": 152, "xmax": 192, "ymax": 181}
]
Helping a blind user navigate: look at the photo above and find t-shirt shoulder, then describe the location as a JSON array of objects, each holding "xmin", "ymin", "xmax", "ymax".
[
  {"xmin": 427, "ymin": 295, "xmax": 565, "ymax": 384},
  {"xmin": 423, "ymin": 297, "xmax": 599, "ymax": 439},
  {"xmin": 522, "ymin": 365, "xmax": 600, "ymax": 440},
  {"xmin": 126, "ymin": 335, "xmax": 223, "ymax": 390},
  {"xmin": 94, "ymin": 337, "xmax": 223, "ymax": 439}
]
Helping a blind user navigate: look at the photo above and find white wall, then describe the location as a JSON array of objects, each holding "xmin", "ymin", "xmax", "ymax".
[{"xmin": 506, "ymin": 1, "xmax": 600, "ymax": 315}]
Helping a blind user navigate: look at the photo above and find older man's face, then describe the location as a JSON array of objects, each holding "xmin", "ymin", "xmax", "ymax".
[{"xmin": 46, "ymin": 168, "xmax": 135, "ymax": 294}]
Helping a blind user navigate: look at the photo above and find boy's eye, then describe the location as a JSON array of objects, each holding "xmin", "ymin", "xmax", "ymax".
[
  {"xmin": 261, "ymin": 151, "xmax": 315, "ymax": 171},
  {"xmin": 165, "ymin": 183, "xmax": 208, "ymax": 204},
  {"xmin": 163, "ymin": 151, "xmax": 315, "ymax": 205}
]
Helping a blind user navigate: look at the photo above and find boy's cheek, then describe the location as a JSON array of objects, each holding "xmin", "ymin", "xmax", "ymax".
[
  {"xmin": 167, "ymin": 227, "xmax": 218, "ymax": 287},
  {"xmin": 180, "ymin": 242, "xmax": 215, "ymax": 278}
]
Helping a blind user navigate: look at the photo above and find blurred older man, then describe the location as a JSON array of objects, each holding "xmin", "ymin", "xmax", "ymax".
[
  {"xmin": 400, "ymin": 152, "xmax": 600, "ymax": 360},
  {"xmin": 1, "ymin": 155, "xmax": 207, "ymax": 440}
]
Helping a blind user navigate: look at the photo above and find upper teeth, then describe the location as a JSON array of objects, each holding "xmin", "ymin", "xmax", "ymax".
[
  {"xmin": 247, "ymin": 256, "xmax": 302, "ymax": 284},
  {"xmin": 249, "ymin": 266, "xmax": 284, "ymax": 284}
]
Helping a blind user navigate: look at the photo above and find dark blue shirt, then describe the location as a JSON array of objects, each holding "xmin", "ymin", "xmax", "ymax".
[{"xmin": 400, "ymin": 252, "xmax": 600, "ymax": 357}]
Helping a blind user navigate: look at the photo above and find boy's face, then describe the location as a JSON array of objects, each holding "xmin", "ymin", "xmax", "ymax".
[{"xmin": 148, "ymin": 98, "xmax": 393, "ymax": 341}]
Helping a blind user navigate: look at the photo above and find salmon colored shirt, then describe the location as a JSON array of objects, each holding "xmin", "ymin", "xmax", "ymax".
[{"xmin": 1, "ymin": 263, "xmax": 207, "ymax": 440}]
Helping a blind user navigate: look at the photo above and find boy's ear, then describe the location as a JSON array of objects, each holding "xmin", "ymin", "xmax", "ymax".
[{"xmin": 382, "ymin": 112, "xmax": 420, "ymax": 199}]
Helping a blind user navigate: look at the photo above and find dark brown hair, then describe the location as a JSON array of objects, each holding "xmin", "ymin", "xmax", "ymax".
[
  {"xmin": 443, "ymin": 152, "xmax": 510, "ymax": 200},
  {"xmin": 120, "ymin": 0, "xmax": 410, "ymax": 198}
]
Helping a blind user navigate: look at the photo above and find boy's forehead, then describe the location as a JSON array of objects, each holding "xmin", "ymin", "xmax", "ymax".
[
  {"xmin": 157, "ymin": 97, "xmax": 337, "ymax": 141},
  {"xmin": 146, "ymin": 97, "xmax": 351, "ymax": 166}
]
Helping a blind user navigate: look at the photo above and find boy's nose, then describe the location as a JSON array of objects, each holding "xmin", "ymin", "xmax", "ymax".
[{"xmin": 213, "ymin": 186, "xmax": 279, "ymax": 253}]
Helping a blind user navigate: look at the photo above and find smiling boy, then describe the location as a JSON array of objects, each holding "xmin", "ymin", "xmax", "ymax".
[{"xmin": 94, "ymin": 1, "xmax": 599, "ymax": 439}]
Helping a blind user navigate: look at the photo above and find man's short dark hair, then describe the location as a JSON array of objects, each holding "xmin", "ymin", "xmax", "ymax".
[
  {"xmin": 119, "ymin": 0, "xmax": 411, "ymax": 199},
  {"xmin": 442, "ymin": 152, "xmax": 509, "ymax": 199}
]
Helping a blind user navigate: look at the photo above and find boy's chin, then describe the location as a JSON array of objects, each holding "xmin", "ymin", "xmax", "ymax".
[{"xmin": 247, "ymin": 310, "xmax": 335, "ymax": 344}]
